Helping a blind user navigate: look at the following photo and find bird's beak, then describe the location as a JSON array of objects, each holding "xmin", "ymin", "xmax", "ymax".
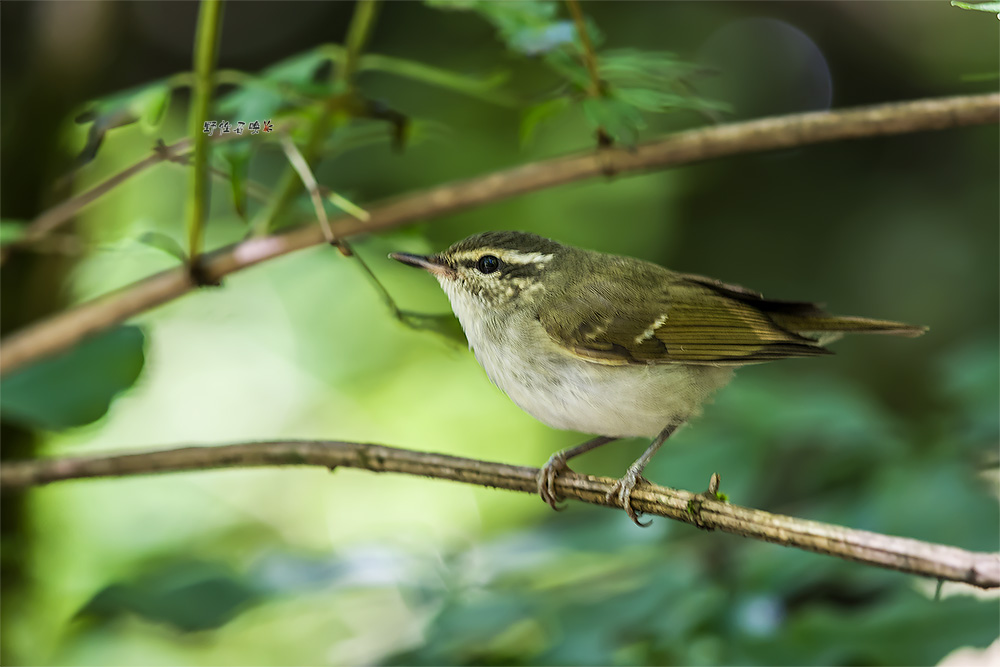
[{"xmin": 388, "ymin": 252, "xmax": 454, "ymax": 278}]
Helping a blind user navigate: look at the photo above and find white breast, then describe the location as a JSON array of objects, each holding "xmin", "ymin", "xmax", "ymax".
[{"xmin": 442, "ymin": 281, "xmax": 734, "ymax": 438}]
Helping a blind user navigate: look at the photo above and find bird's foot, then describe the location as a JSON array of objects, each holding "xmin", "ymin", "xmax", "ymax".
[
  {"xmin": 607, "ymin": 468, "xmax": 652, "ymax": 527},
  {"xmin": 538, "ymin": 452, "xmax": 570, "ymax": 511}
]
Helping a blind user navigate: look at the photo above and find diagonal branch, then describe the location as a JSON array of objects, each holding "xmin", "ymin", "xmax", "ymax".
[
  {"xmin": 0, "ymin": 93, "xmax": 997, "ymax": 376},
  {"xmin": 1, "ymin": 439, "xmax": 997, "ymax": 589}
]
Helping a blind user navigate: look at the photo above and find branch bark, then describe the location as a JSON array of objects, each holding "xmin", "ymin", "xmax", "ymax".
[
  {"xmin": 1, "ymin": 93, "xmax": 997, "ymax": 376},
  {"xmin": 2, "ymin": 440, "xmax": 997, "ymax": 589}
]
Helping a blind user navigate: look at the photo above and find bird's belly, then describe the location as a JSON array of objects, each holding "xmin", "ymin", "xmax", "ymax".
[{"xmin": 472, "ymin": 341, "xmax": 734, "ymax": 438}]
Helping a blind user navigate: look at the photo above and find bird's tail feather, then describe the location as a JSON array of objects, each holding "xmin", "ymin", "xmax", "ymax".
[{"xmin": 770, "ymin": 313, "xmax": 927, "ymax": 338}]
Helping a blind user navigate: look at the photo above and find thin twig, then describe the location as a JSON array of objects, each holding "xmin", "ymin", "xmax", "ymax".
[
  {"xmin": 279, "ymin": 133, "xmax": 337, "ymax": 244},
  {"xmin": 186, "ymin": 0, "xmax": 225, "ymax": 261},
  {"xmin": 1, "ymin": 440, "xmax": 997, "ymax": 589},
  {"xmin": 1, "ymin": 93, "xmax": 997, "ymax": 376},
  {"xmin": 16, "ymin": 128, "xmax": 259, "ymax": 255},
  {"xmin": 565, "ymin": 0, "xmax": 602, "ymax": 98},
  {"xmin": 23, "ymin": 139, "xmax": 191, "ymax": 243},
  {"xmin": 259, "ymin": 0, "xmax": 381, "ymax": 233}
]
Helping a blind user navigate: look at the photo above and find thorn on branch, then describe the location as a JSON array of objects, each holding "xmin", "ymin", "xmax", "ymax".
[
  {"xmin": 708, "ymin": 472, "xmax": 721, "ymax": 497},
  {"xmin": 686, "ymin": 473, "xmax": 727, "ymax": 530}
]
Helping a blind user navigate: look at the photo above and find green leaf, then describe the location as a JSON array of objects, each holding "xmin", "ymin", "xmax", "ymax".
[
  {"xmin": 0, "ymin": 325, "xmax": 145, "ymax": 430},
  {"xmin": 951, "ymin": 1, "xmax": 1000, "ymax": 15},
  {"xmin": 543, "ymin": 49, "xmax": 592, "ymax": 89},
  {"xmin": 614, "ymin": 86, "xmax": 728, "ymax": 114},
  {"xmin": 580, "ymin": 96, "xmax": 644, "ymax": 144},
  {"xmin": 427, "ymin": 0, "xmax": 573, "ymax": 55},
  {"xmin": 598, "ymin": 49, "xmax": 697, "ymax": 84},
  {"xmin": 73, "ymin": 80, "xmax": 173, "ymax": 165},
  {"xmin": 261, "ymin": 48, "xmax": 332, "ymax": 85},
  {"xmin": 137, "ymin": 84, "xmax": 172, "ymax": 133},
  {"xmin": 508, "ymin": 20, "xmax": 576, "ymax": 55},
  {"xmin": 137, "ymin": 231, "xmax": 188, "ymax": 263},
  {"xmin": 520, "ymin": 96, "xmax": 572, "ymax": 146},
  {"xmin": 79, "ymin": 559, "xmax": 263, "ymax": 633},
  {"xmin": 216, "ymin": 49, "xmax": 330, "ymax": 121},
  {"xmin": 221, "ymin": 144, "xmax": 252, "ymax": 221},
  {"xmin": 0, "ymin": 219, "xmax": 26, "ymax": 245}
]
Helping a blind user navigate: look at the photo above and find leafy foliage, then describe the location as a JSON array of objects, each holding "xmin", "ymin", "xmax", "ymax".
[
  {"xmin": 72, "ymin": 81, "xmax": 173, "ymax": 167},
  {"xmin": 0, "ymin": 326, "xmax": 145, "ymax": 430},
  {"xmin": 428, "ymin": 0, "xmax": 726, "ymax": 144},
  {"xmin": 951, "ymin": 1, "xmax": 1000, "ymax": 17},
  {"xmin": 0, "ymin": 219, "xmax": 26, "ymax": 245},
  {"xmin": 79, "ymin": 559, "xmax": 263, "ymax": 633}
]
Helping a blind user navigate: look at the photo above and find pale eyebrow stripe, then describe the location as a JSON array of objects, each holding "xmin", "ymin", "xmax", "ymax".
[{"xmin": 450, "ymin": 250, "xmax": 554, "ymax": 265}]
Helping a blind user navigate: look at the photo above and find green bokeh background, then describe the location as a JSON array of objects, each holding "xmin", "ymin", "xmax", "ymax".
[{"xmin": 1, "ymin": 1, "xmax": 997, "ymax": 665}]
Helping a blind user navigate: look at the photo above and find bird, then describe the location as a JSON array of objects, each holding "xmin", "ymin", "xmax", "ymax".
[{"xmin": 390, "ymin": 231, "xmax": 926, "ymax": 525}]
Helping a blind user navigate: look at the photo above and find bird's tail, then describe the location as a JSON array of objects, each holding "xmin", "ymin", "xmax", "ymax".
[
  {"xmin": 767, "ymin": 312, "xmax": 926, "ymax": 346},
  {"xmin": 679, "ymin": 272, "xmax": 927, "ymax": 342}
]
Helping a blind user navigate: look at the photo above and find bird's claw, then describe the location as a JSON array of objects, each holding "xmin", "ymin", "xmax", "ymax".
[
  {"xmin": 607, "ymin": 469, "xmax": 652, "ymax": 527},
  {"xmin": 538, "ymin": 453, "xmax": 569, "ymax": 511}
]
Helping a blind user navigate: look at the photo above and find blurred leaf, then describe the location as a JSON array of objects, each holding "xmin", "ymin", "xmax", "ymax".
[
  {"xmin": 381, "ymin": 511, "xmax": 999, "ymax": 666},
  {"xmin": 580, "ymin": 96, "xmax": 644, "ymax": 144},
  {"xmin": 734, "ymin": 591, "xmax": 999, "ymax": 666},
  {"xmin": 508, "ymin": 20, "xmax": 576, "ymax": 55},
  {"xmin": 538, "ymin": 48, "xmax": 726, "ymax": 144},
  {"xmin": 325, "ymin": 117, "xmax": 451, "ymax": 155},
  {"xmin": 937, "ymin": 338, "xmax": 1000, "ymax": 449},
  {"xmin": 216, "ymin": 82, "xmax": 288, "ymax": 125},
  {"xmin": 359, "ymin": 53, "xmax": 518, "ymax": 106},
  {"xmin": 426, "ymin": 0, "xmax": 579, "ymax": 55},
  {"xmin": 600, "ymin": 49, "xmax": 729, "ymax": 114},
  {"xmin": 216, "ymin": 49, "xmax": 331, "ymax": 121},
  {"xmin": 950, "ymin": 1, "xmax": 1000, "ymax": 16},
  {"xmin": 387, "ymin": 592, "xmax": 538, "ymax": 665},
  {"xmin": 79, "ymin": 560, "xmax": 264, "ymax": 633},
  {"xmin": 262, "ymin": 48, "xmax": 332, "ymax": 86},
  {"xmin": 138, "ymin": 84, "xmax": 172, "ymax": 133},
  {"xmin": 0, "ymin": 219, "xmax": 26, "ymax": 245},
  {"xmin": 520, "ymin": 96, "xmax": 572, "ymax": 146},
  {"xmin": 137, "ymin": 231, "xmax": 188, "ymax": 263},
  {"xmin": 598, "ymin": 49, "xmax": 697, "ymax": 85},
  {"xmin": 542, "ymin": 48, "xmax": 592, "ymax": 89},
  {"xmin": 72, "ymin": 80, "xmax": 173, "ymax": 165},
  {"xmin": 222, "ymin": 144, "xmax": 252, "ymax": 221},
  {"xmin": 0, "ymin": 325, "xmax": 145, "ymax": 430}
]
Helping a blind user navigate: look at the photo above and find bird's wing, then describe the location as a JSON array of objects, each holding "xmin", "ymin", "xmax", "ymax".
[{"xmin": 538, "ymin": 269, "xmax": 831, "ymax": 366}]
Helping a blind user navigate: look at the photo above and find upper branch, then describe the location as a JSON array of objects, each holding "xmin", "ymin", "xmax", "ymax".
[
  {"xmin": 2, "ymin": 439, "xmax": 997, "ymax": 589},
  {"xmin": 1, "ymin": 93, "xmax": 997, "ymax": 376}
]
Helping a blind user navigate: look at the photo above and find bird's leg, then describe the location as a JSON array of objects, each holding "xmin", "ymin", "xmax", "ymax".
[
  {"xmin": 538, "ymin": 436, "xmax": 617, "ymax": 510},
  {"xmin": 608, "ymin": 423, "xmax": 680, "ymax": 526}
]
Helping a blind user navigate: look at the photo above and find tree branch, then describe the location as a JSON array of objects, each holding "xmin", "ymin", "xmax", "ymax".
[
  {"xmin": 1, "ymin": 93, "xmax": 996, "ymax": 376},
  {"xmin": 1, "ymin": 440, "xmax": 997, "ymax": 589}
]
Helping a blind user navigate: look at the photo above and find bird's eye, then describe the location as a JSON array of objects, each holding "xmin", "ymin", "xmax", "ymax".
[{"xmin": 476, "ymin": 255, "xmax": 501, "ymax": 274}]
